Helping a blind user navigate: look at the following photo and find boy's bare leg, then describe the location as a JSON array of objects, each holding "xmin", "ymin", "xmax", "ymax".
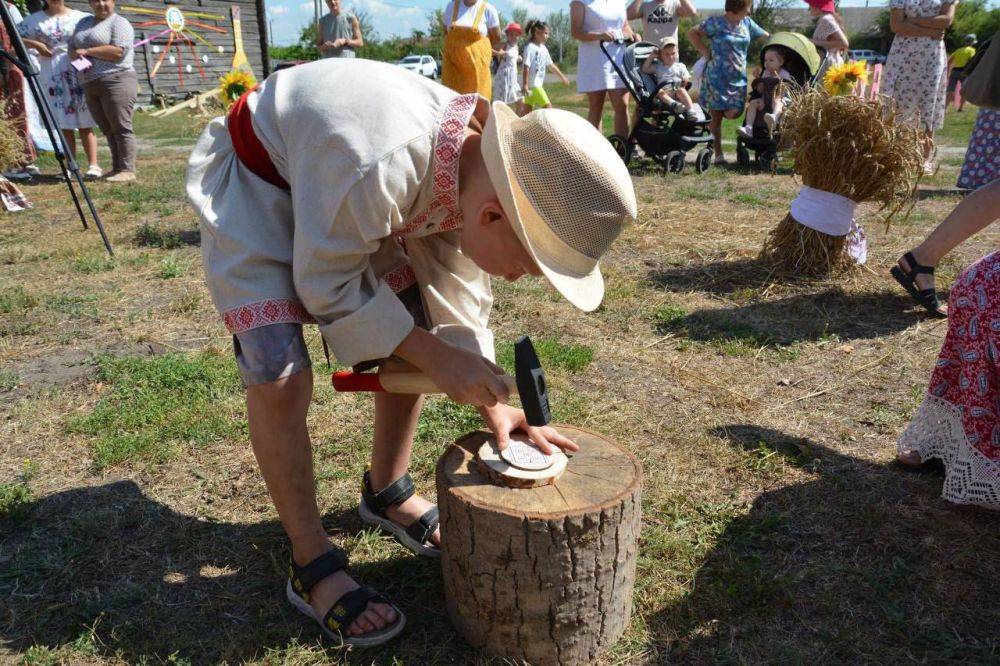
[
  {"xmin": 675, "ymin": 88, "xmax": 694, "ymax": 109},
  {"xmin": 369, "ymin": 392, "xmax": 441, "ymax": 547},
  {"xmin": 247, "ymin": 369, "xmax": 397, "ymax": 636}
]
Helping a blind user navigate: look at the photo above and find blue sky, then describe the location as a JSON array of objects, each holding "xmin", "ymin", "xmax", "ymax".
[{"xmin": 264, "ymin": 0, "xmax": 895, "ymax": 46}]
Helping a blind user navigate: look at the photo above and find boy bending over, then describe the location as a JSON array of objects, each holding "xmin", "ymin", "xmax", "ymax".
[{"xmin": 186, "ymin": 59, "xmax": 636, "ymax": 646}]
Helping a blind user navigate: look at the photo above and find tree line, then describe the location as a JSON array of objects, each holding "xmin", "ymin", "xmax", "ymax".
[{"xmin": 270, "ymin": 0, "xmax": 998, "ymax": 67}]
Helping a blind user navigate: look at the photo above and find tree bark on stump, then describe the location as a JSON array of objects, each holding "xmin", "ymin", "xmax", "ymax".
[{"xmin": 437, "ymin": 425, "xmax": 642, "ymax": 665}]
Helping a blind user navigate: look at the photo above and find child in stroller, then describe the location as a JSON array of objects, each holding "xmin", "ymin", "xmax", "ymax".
[
  {"xmin": 641, "ymin": 36, "xmax": 704, "ymax": 122},
  {"xmin": 734, "ymin": 32, "xmax": 820, "ymax": 170},
  {"xmin": 601, "ymin": 38, "xmax": 714, "ymax": 174},
  {"xmin": 737, "ymin": 45, "xmax": 793, "ymax": 139}
]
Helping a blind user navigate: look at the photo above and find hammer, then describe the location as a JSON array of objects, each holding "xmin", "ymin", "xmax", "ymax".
[{"xmin": 332, "ymin": 335, "xmax": 552, "ymax": 426}]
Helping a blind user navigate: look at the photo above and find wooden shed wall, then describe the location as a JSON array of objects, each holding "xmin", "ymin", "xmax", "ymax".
[{"xmin": 65, "ymin": 0, "xmax": 270, "ymax": 101}]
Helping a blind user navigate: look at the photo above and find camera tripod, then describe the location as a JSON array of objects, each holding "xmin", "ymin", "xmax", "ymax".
[{"xmin": 0, "ymin": 0, "xmax": 113, "ymax": 255}]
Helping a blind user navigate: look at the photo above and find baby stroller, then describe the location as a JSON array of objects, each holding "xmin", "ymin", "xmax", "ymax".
[
  {"xmin": 735, "ymin": 32, "xmax": 820, "ymax": 171},
  {"xmin": 601, "ymin": 40, "xmax": 715, "ymax": 174}
]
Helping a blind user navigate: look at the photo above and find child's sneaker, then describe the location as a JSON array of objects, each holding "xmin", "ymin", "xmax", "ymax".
[
  {"xmin": 763, "ymin": 113, "xmax": 778, "ymax": 134},
  {"xmin": 684, "ymin": 107, "xmax": 701, "ymax": 121},
  {"xmin": 668, "ymin": 100, "xmax": 686, "ymax": 116},
  {"xmin": 737, "ymin": 126, "xmax": 753, "ymax": 139}
]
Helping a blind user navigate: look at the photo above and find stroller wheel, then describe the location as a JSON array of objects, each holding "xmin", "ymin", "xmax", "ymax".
[
  {"xmin": 695, "ymin": 148, "xmax": 713, "ymax": 174},
  {"xmin": 736, "ymin": 145, "xmax": 751, "ymax": 168},
  {"xmin": 757, "ymin": 151, "xmax": 777, "ymax": 172},
  {"xmin": 664, "ymin": 150, "xmax": 685, "ymax": 174},
  {"xmin": 608, "ymin": 134, "xmax": 632, "ymax": 166}
]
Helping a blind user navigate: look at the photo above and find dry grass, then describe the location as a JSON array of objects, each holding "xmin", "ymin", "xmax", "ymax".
[{"xmin": 1, "ymin": 102, "xmax": 998, "ymax": 665}]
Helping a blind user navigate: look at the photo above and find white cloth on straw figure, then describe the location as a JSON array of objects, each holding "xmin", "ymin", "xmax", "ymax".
[{"xmin": 789, "ymin": 185, "xmax": 867, "ymax": 264}]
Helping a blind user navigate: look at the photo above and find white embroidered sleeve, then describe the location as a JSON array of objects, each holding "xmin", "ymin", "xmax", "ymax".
[
  {"xmin": 406, "ymin": 230, "xmax": 496, "ymax": 363},
  {"xmin": 289, "ymin": 155, "xmax": 415, "ymax": 368}
]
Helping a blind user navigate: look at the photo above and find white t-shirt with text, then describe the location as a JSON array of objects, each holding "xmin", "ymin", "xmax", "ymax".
[{"xmin": 639, "ymin": 0, "xmax": 681, "ymax": 44}]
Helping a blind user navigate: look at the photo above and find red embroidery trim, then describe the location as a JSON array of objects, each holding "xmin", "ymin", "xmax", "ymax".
[
  {"xmin": 394, "ymin": 94, "xmax": 478, "ymax": 237},
  {"xmin": 383, "ymin": 263, "xmax": 417, "ymax": 293},
  {"xmin": 223, "ymin": 298, "xmax": 315, "ymax": 334}
]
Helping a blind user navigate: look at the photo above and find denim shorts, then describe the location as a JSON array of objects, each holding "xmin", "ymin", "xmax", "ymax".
[
  {"xmin": 232, "ymin": 282, "xmax": 429, "ymax": 387},
  {"xmin": 232, "ymin": 323, "xmax": 312, "ymax": 387}
]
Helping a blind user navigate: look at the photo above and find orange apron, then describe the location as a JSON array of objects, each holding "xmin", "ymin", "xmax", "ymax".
[{"xmin": 441, "ymin": 1, "xmax": 493, "ymax": 100}]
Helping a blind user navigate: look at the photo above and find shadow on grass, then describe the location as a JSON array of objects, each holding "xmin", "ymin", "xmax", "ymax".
[
  {"xmin": 667, "ymin": 289, "xmax": 924, "ymax": 344},
  {"xmin": 0, "ymin": 480, "xmax": 462, "ymax": 663},
  {"xmin": 647, "ymin": 424, "xmax": 1000, "ymax": 663},
  {"xmin": 649, "ymin": 259, "xmax": 929, "ymax": 343}
]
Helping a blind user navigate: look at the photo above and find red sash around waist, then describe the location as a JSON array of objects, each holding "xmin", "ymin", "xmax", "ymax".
[{"xmin": 227, "ymin": 87, "xmax": 290, "ymax": 191}]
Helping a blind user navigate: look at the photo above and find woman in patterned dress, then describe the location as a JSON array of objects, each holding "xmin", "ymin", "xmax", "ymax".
[
  {"xmin": 896, "ymin": 181, "xmax": 1000, "ymax": 511},
  {"xmin": 688, "ymin": 0, "xmax": 768, "ymax": 164},
  {"xmin": 882, "ymin": 0, "xmax": 957, "ymax": 173},
  {"xmin": 20, "ymin": 0, "xmax": 100, "ymax": 177}
]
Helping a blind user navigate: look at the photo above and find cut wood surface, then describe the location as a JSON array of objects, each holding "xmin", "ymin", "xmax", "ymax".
[{"xmin": 437, "ymin": 426, "xmax": 642, "ymax": 664}]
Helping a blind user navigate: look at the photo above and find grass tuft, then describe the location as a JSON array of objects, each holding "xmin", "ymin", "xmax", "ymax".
[
  {"xmin": 0, "ymin": 285, "xmax": 37, "ymax": 314},
  {"xmin": 72, "ymin": 254, "xmax": 116, "ymax": 274},
  {"xmin": 496, "ymin": 338, "xmax": 595, "ymax": 374},
  {"xmin": 71, "ymin": 353, "xmax": 244, "ymax": 468}
]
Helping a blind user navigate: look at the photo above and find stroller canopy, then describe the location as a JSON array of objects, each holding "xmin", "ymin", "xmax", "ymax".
[{"xmin": 760, "ymin": 32, "xmax": 822, "ymax": 85}]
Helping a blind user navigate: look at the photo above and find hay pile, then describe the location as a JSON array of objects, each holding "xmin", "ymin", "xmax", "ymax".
[
  {"xmin": 0, "ymin": 104, "xmax": 26, "ymax": 173},
  {"xmin": 759, "ymin": 87, "xmax": 924, "ymax": 275}
]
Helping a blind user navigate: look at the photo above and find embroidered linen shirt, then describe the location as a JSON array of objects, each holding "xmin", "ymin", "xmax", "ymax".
[{"xmin": 187, "ymin": 59, "xmax": 494, "ymax": 367}]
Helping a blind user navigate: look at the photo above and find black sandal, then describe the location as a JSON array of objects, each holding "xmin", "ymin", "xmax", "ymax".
[
  {"xmin": 890, "ymin": 251, "xmax": 947, "ymax": 318},
  {"xmin": 286, "ymin": 549, "xmax": 405, "ymax": 646},
  {"xmin": 359, "ymin": 471, "xmax": 441, "ymax": 558}
]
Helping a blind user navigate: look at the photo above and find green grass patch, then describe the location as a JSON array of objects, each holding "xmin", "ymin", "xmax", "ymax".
[
  {"xmin": 134, "ymin": 223, "xmax": 193, "ymax": 250},
  {"xmin": 43, "ymin": 293, "xmax": 101, "ymax": 318},
  {"xmin": 71, "ymin": 353, "xmax": 244, "ymax": 468},
  {"xmin": 71, "ymin": 254, "xmax": 116, "ymax": 274},
  {"xmin": 652, "ymin": 304, "xmax": 687, "ymax": 330},
  {"xmin": 0, "ymin": 481, "xmax": 31, "ymax": 519},
  {"xmin": 0, "ymin": 369, "xmax": 18, "ymax": 391},
  {"xmin": 158, "ymin": 255, "xmax": 188, "ymax": 279},
  {"xmin": 0, "ymin": 285, "xmax": 37, "ymax": 314},
  {"xmin": 496, "ymin": 338, "xmax": 595, "ymax": 374}
]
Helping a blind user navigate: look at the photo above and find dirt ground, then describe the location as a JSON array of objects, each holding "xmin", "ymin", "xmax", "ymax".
[{"xmin": 1, "ymin": 91, "xmax": 998, "ymax": 665}]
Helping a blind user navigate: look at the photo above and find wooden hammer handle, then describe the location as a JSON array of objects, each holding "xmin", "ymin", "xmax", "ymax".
[{"xmin": 332, "ymin": 370, "xmax": 519, "ymax": 395}]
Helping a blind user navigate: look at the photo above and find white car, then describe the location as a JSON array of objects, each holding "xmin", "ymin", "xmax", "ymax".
[
  {"xmin": 847, "ymin": 49, "xmax": 886, "ymax": 65},
  {"xmin": 396, "ymin": 54, "xmax": 439, "ymax": 79}
]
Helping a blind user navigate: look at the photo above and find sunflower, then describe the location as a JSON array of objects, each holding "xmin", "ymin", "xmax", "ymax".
[
  {"xmin": 219, "ymin": 69, "xmax": 257, "ymax": 107},
  {"xmin": 823, "ymin": 60, "xmax": 869, "ymax": 97}
]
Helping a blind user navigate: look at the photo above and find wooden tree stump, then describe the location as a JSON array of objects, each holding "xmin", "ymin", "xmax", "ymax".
[{"xmin": 437, "ymin": 425, "xmax": 643, "ymax": 665}]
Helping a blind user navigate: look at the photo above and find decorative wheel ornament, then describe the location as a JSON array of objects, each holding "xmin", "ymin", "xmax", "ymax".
[{"xmin": 127, "ymin": 5, "xmax": 229, "ymax": 85}]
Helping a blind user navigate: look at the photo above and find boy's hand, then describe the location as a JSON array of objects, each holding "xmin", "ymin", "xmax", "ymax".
[
  {"xmin": 478, "ymin": 403, "xmax": 579, "ymax": 454},
  {"xmin": 422, "ymin": 345, "xmax": 510, "ymax": 407}
]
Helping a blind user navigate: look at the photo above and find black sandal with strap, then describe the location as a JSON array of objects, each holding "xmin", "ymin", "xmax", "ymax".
[
  {"xmin": 891, "ymin": 251, "xmax": 947, "ymax": 318},
  {"xmin": 286, "ymin": 549, "xmax": 405, "ymax": 646},
  {"xmin": 359, "ymin": 471, "xmax": 441, "ymax": 558}
]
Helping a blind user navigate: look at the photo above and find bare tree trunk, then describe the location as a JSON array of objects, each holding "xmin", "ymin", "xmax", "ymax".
[{"xmin": 437, "ymin": 426, "xmax": 643, "ymax": 665}]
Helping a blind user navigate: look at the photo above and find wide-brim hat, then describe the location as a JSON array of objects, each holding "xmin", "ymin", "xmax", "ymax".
[{"xmin": 481, "ymin": 102, "xmax": 637, "ymax": 312}]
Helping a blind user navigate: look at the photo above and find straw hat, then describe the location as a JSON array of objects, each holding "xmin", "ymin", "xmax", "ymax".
[{"xmin": 481, "ymin": 102, "xmax": 637, "ymax": 312}]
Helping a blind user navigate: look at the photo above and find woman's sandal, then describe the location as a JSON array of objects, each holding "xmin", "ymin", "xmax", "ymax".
[
  {"xmin": 359, "ymin": 471, "xmax": 441, "ymax": 558},
  {"xmin": 286, "ymin": 549, "xmax": 405, "ymax": 647},
  {"xmin": 890, "ymin": 251, "xmax": 947, "ymax": 318}
]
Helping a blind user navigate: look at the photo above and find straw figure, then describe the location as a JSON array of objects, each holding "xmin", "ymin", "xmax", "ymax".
[
  {"xmin": 759, "ymin": 67, "xmax": 924, "ymax": 276},
  {"xmin": 0, "ymin": 106, "xmax": 26, "ymax": 173}
]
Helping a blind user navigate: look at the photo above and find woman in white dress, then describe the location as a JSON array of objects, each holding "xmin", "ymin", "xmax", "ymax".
[
  {"xmin": 20, "ymin": 0, "xmax": 100, "ymax": 177},
  {"xmin": 882, "ymin": 0, "xmax": 957, "ymax": 173},
  {"xmin": 571, "ymin": 0, "xmax": 634, "ymax": 138},
  {"xmin": 492, "ymin": 22, "xmax": 522, "ymax": 106}
]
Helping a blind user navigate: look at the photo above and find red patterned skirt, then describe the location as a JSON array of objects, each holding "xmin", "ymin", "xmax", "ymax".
[{"xmin": 898, "ymin": 251, "xmax": 1000, "ymax": 509}]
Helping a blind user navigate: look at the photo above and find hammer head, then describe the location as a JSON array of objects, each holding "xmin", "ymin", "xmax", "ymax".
[{"xmin": 514, "ymin": 336, "xmax": 552, "ymax": 426}]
